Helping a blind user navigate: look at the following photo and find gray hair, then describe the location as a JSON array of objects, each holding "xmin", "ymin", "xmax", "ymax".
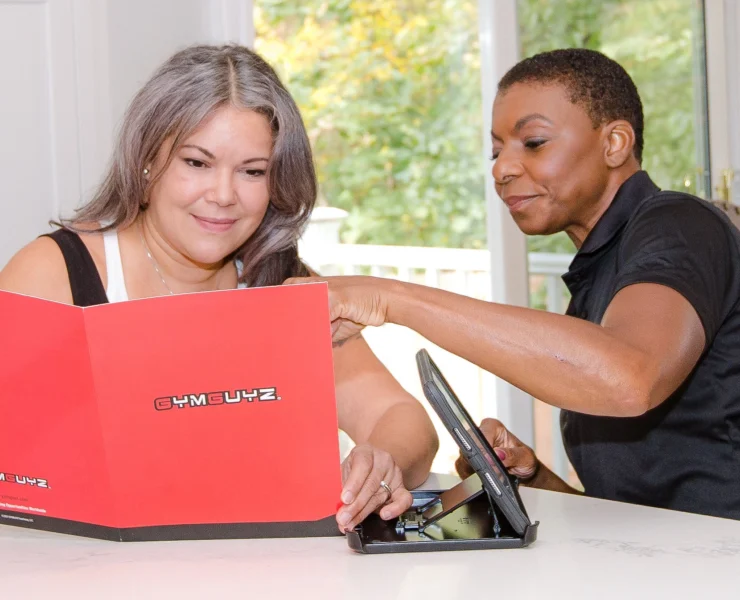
[{"xmin": 67, "ymin": 44, "xmax": 314, "ymax": 286}]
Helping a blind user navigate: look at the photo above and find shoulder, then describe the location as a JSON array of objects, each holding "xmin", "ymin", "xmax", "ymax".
[
  {"xmin": 0, "ymin": 235, "xmax": 73, "ymax": 303},
  {"xmin": 613, "ymin": 192, "xmax": 740, "ymax": 339},
  {"xmin": 632, "ymin": 192, "xmax": 736, "ymax": 235},
  {"xmin": 75, "ymin": 225, "xmax": 107, "ymax": 280},
  {"xmin": 0, "ymin": 228, "xmax": 107, "ymax": 304},
  {"xmin": 624, "ymin": 192, "xmax": 739, "ymax": 257}
]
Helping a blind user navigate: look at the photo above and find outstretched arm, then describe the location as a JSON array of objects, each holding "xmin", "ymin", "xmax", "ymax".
[{"xmin": 288, "ymin": 275, "xmax": 705, "ymax": 418}]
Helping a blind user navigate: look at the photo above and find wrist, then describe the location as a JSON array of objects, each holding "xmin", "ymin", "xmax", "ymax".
[
  {"xmin": 382, "ymin": 279, "xmax": 413, "ymax": 326},
  {"xmin": 517, "ymin": 458, "xmax": 542, "ymax": 487}
]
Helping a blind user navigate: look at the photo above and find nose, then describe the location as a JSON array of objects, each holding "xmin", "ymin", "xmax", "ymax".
[
  {"xmin": 207, "ymin": 169, "xmax": 237, "ymax": 207},
  {"xmin": 492, "ymin": 145, "xmax": 523, "ymax": 188}
]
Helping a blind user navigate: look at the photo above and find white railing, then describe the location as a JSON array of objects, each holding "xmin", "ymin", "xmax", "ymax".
[
  {"xmin": 301, "ymin": 242, "xmax": 571, "ymax": 305},
  {"xmin": 300, "ymin": 241, "xmax": 575, "ymax": 480}
]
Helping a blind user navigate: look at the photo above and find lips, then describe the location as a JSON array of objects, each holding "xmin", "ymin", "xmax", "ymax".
[
  {"xmin": 193, "ymin": 215, "xmax": 238, "ymax": 233},
  {"xmin": 503, "ymin": 195, "xmax": 539, "ymax": 212}
]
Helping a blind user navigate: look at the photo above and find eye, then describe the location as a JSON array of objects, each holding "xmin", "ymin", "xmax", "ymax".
[
  {"xmin": 490, "ymin": 150, "xmax": 501, "ymax": 161},
  {"xmin": 242, "ymin": 168, "xmax": 267, "ymax": 178},
  {"xmin": 184, "ymin": 158, "xmax": 208, "ymax": 168},
  {"xmin": 524, "ymin": 138, "xmax": 547, "ymax": 150}
]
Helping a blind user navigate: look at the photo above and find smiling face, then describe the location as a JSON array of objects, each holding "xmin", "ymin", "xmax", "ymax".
[
  {"xmin": 491, "ymin": 82, "xmax": 622, "ymax": 241},
  {"xmin": 145, "ymin": 104, "xmax": 273, "ymax": 267}
]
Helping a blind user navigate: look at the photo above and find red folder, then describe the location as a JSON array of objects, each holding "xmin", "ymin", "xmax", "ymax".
[{"xmin": 0, "ymin": 284, "xmax": 342, "ymax": 541}]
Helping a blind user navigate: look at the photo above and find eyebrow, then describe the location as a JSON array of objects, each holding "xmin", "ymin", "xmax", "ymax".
[
  {"xmin": 181, "ymin": 144, "xmax": 269, "ymax": 164},
  {"xmin": 491, "ymin": 113, "xmax": 554, "ymax": 140}
]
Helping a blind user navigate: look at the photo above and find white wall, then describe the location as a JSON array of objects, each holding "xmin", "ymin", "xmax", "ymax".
[
  {"xmin": 0, "ymin": 0, "xmax": 249, "ymax": 268},
  {"xmin": 106, "ymin": 0, "xmax": 214, "ymax": 129},
  {"xmin": 1, "ymin": 0, "xmax": 77, "ymax": 265}
]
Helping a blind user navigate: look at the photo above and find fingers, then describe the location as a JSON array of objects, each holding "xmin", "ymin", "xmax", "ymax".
[
  {"xmin": 339, "ymin": 446, "xmax": 373, "ymax": 505},
  {"xmin": 284, "ymin": 276, "xmax": 388, "ymax": 344},
  {"xmin": 458, "ymin": 443, "xmax": 537, "ymax": 481},
  {"xmin": 338, "ymin": 457, "xmax": 392, "ymax": 531},
  {"xmin": 347, "ymin": 465, "xmax": 403, "ymax": 529},
  {"xmin": 495, "ymin": 445, "xmax": 539, "ymax": 480},
  {"xmin": 284, "ymin": 276, "xmax": 368, "ymax": 344},
  {"xmin": 331, "ymin": 319, "xmax": 365, "ymax": 345},
  {"xmin": 457, "ymin": 418, "xmax": 538, "ymax": 482},
  {"xmin": 336, "ymin": 445, "xmax": 405, "ymax": 532},
  {"xmin": 455, "ymin": 454, "xmax": 474, "ymax": 478},
  {"xmin": 283, "ymin": 276, "xmax": 325, "ymax": 286},
  {"xmin": 479, "ymin": 418, "xmax": 518, "ymax": 448},
  {"xmin": 380, "ymin": 488, "xmax": 413, "ymax": 521},
  {"xmin": 456, "ymin": 418, "xmax": 508, "ymax": 479},
  {"xmin": 336, "ymin": 445, "xmax": 383, "ymax": 531},
  {"xmin": 377, "ymin": 465, "xmax": 411, "ymax": 521}
]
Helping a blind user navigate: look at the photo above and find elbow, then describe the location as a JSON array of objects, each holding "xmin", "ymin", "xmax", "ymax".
[
  {"xmin": 606, "ymin": 357, "xmax": 660, "ymax": 417},
  {"xmin": 425, "ymin": 427, "xmax": 440, "ymax": 469},
  {"xmin": 404, "ymin": 421, "xmax": 439, "ymax": 489},
  {"xmin": 617, "ymin": 392, "xmax": 651, "ymax": 417}
]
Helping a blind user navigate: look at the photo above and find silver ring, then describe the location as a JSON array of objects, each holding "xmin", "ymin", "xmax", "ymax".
[{"xmin": 379, "ymin": 480, "xmax": 393, "ymax": 504}]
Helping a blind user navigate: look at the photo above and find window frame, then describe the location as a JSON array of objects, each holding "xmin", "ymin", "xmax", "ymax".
[{"xmin": 705, "ymin": 0, "xmax": 740, "ymax": 203}]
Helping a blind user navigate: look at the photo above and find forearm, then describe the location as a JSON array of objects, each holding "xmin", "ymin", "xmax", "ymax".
[
  {"xmin": 525, "ymin": 462, "xmax": 581, "ymax": 495},
  {"xmin": 383, "ymin": 280, "xmax": 651, "ymax": 416},
  {"xmin": 367, "ymin": 402, "xmax": 438, "ymax": 489}
]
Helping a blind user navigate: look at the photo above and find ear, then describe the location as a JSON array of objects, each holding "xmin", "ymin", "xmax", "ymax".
[{"xmin": 602, "ymin": 120, "xmax": 636, "ymax": 168}]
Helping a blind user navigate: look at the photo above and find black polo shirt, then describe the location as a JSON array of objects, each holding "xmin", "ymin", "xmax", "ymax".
[{"xmin": 560, "ymin": 170, "xmax": 740, "ymax": 520}]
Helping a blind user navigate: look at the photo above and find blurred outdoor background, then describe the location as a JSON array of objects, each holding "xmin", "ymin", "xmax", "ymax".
[{"xmin": 253, "ymin": 0, "xmax": 710, "ymax": 479}]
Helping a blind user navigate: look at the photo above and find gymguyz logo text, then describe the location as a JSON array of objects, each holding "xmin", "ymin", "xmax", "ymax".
[
  {"xmin": 0, "ymin": 472, "xmax": 49, "ymax": 489},
  {"xmin": 154, "ymin": 387, "xmax": 281, "ymax": 411}
]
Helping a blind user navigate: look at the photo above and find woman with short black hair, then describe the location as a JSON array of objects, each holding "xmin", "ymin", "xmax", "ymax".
[{"xmin": 290, "ymin": 48, "xmax": 740, "ymax": 520}]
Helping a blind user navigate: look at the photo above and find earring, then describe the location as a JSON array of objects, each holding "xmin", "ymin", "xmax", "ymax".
[{"xmin": 143, "ymin": 168, "xmax": 150, "ymax": 176}]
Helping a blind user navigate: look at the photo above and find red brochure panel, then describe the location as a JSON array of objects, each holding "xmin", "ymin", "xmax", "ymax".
[
  {"xmin": 0, "ymin": 292, "xmax": 114, "ymax": 528},
  {"xmin": 0, "ymin": 284, "xmax": 342, "ymax": 541}
]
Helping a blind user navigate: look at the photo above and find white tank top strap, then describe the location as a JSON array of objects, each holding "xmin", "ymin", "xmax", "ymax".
[
  {"xmin": 235, "ymin": 258, "xmax": 248, "ymax": 288},
  {"xmin": 102, "ymin": 229, "xmax": 129, "ymax": 303}
]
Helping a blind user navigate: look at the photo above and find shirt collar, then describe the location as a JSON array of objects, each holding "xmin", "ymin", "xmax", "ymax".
[{"xmin": 575, "ymin": 170, "xmax": 660, "ymax": 257}]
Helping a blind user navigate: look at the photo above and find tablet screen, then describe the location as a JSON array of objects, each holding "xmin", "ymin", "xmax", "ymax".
[
  {"xmin": 417, "ymin": 349, "xmax": 531, "ymax": 535},
  {"xmin": 429, "ymin": 368, "xmax": 512, "ymax": 493}
]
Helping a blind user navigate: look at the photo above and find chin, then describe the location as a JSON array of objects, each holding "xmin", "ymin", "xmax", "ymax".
[
  {"xmin": 511, "ymin": 215, "xmax": 553, "ymax": 237},
  {"xmin": 189, "ymin": 245, "xmax": 238, "ymax": 267}
]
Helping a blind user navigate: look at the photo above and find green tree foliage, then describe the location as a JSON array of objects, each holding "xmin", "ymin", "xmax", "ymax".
[
  {"xmin": 256, "ymin": 0, "xmax": 487, "ymax": 248},
  {"xmin": 256, "ymin": 0, "xmax": 706, "ymax": 253}
]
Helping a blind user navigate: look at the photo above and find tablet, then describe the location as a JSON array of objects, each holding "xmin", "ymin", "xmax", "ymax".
[{"xmin": 416, "ymin": 349, "xmax": 532, "ymax": 535}]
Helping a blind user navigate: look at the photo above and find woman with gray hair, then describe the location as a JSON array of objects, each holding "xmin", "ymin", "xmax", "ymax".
[{"xmin": 0, "ymin": 44, "xmax": 438, "ymax": 533}]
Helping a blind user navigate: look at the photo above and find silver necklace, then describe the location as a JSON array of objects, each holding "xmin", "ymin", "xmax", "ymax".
[{"xmin": 138, "ymin": 225, "xmax": 175, "ymax": 296}]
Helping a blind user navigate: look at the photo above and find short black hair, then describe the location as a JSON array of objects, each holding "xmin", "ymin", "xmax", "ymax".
[{"xmin": 498, "ymin": 48, "xmax": 644, "ymax": 163}]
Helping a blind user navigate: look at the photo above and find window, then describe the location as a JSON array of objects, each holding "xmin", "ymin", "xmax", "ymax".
[{"xmin": 255, "ymin": 0, "xmax": 491, "ymax": 473}]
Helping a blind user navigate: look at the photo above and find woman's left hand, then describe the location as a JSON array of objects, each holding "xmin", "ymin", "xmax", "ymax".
[{"xmin": 336, "ymin": 444, "xmax": 412, "ymax": 533}]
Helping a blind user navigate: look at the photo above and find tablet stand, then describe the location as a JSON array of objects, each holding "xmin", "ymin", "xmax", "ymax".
[
  {"xmin": 347, "ymin": 472, "xmax": 539, "ymax": 553},
  {"xmin": 404, "ymin": 475, "xmax": 502, "ymax": 536}
]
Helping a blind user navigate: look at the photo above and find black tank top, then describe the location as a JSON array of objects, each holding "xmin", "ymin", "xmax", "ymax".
[{"xmin": 44, "ymin": 229, "xmax": 109, "ymax": 307}]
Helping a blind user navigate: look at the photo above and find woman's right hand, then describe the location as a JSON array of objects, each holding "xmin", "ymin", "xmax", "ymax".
[
  {"xmin": 455, "ymin": 418, "xmax": 540, "ymax": 483},
  {"xmin": 283, "ymin": 275, "xmax": 391, "ymax": 345}
]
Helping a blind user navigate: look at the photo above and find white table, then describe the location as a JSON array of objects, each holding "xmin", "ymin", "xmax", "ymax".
[{"xmin": 2, "ymin": 474, "xmax": 739, "ymax": 599}]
